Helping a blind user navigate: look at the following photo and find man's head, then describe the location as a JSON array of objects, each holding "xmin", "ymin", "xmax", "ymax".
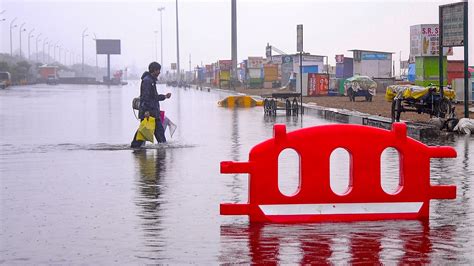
[{"xmin": 148, "ymin": 62, "xmax": 161, "ymax": 77}]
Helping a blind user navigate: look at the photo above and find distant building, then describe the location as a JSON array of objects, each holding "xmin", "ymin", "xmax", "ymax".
[{"xmin": 349, "ymin": 49, "xmax": 393, "ymax": 79}]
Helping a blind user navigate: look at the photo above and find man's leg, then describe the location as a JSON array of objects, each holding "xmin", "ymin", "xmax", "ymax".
[
  {"xmin": 154, "ymin": 118, "xmax": 167, "ymax": 143},
  {"xmin": 131, "ymin": 130, "xmax": 145, "ymax": 148}
]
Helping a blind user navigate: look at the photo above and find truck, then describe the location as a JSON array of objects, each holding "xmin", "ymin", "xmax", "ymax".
[{"xmin": 0, "ymin": 72, "xmax": 12, "ymax": 89}]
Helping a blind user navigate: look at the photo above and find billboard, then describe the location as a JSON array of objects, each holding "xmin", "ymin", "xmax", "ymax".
[
  {"xmin": 361, "ymin": 52, "xmax": 390, "ymax": 60},
  {"xmin": 409, "ymin": 24, "xmax": 453, "ymax": 59},
  {"xmin": 308, "ymin": 73, "xmax": 328, "ymax": 96},
  {"xmin": 219, "ymin": 60, "xmax": 232, "ymax": 71},
  {"xmin": 441, "ymin": 2, "xmax": 466, "ymax": 47},
  {"xmin": 96, "ymin": 39, "xmax": 121, "ymax": 55},
  {"xmin": 247, "ymin": 57, "xmax": 264, "ymax": 69}
]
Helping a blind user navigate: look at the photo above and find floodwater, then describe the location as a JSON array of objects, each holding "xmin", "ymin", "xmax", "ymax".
[{"xmin": 0, "ymin": 83, "xmax": 472, "ymax": 264}]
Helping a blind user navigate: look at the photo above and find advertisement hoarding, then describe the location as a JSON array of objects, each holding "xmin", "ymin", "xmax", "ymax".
[
  {"xmin": 441, "ymin": 2, "xmax": 465, "ymax": 47},
  {"xmin": 247, "ymin": 57, "xmax": 264, "ymax": 69},
  {"xmin": 308, "ymin": 73, "xmax": 329, "ymax": 96},
  {"xmin": 409, "ymin": 24, "xmax": 453, "ymax": 59},
  {"xmin": 96, "ymin": 39, "xmax": 121, "ymax": 54},
  {"xmin": 219, "ymin": 60, "xmax": 232, "ymax": 71}
]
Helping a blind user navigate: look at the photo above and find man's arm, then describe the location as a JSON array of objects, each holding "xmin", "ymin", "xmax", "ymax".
[{"xmin": 157, "ymin": 93, "xmax": 171, "ymax": 101}]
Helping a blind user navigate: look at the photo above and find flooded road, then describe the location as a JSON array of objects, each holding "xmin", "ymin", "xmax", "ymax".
[{"xmin": 1, "ymin": 83, "xmax": 473, "ymax": 264}]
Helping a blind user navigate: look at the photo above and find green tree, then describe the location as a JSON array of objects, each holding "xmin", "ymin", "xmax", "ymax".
[{"xmin": 0, "ymin": 61, "xmax": 10, "ymax": 72}]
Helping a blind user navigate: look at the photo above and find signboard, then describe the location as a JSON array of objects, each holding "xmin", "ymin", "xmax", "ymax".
[
  {"xmin": 270, "ymin": 56, "xmax": 282, "ymax": 64},
  {"xmin": 247, "ymin": 57, "xmax": 264, "ymax": 69},
  {"xmin": 171, "ymin": 63, "xmax": 177, "ymax": 70},
  {"xmin": 308, "ymin": 73, "xmax": 328, "ymax": 96},
  {"xmin": 294, "ymin": 55, "xmax": 324, "ymax": 64},
  {"xmin": 441, "ymin": 2, "xmax": 465, "ymax": 47},
  {"xmin": 219, "ymin": 60, "xmax": 232, "ymax": 71},
  {"xmin": 335, "ymin": 54, "xmax": 344, "ymax": 64},
  {"xmin": 409, "ymin": 24, "xmax": 454, "ymax": 58},
  {"xmin": 297, "ymin": 24, "xmax": 303, "ymax": 52},
  {"xmin": 96, "ymin": 39, "xmax": 121, "ymax": 54},
  {"xmin": 361, "ymin": 52, "xmax": 390, "ymax": 60}
]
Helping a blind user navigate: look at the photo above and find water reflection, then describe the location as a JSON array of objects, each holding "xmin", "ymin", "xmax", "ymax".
[
  {"xmin": 133, "ymin": 149, "xmax": 167, "ymax": 253},
  {"xmin": 220, "ymin": 220, "xmax": 459, "ymax": 264}
]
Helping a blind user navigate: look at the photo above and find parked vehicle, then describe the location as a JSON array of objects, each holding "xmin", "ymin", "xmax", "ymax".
[
  {"xmin": 46, "ymin": 75, "xmax": 59, "ymax": 85},
  {"xmin": 344, "ymin": 76, "xmax": 377, "ymax": 102},
  {"xmin": 386, "ymin": 84, "xmax": 455, "ymax": 122},
  {"xmin": 0, "ymin": 71, "xmax": 12, "ymax": 89}
]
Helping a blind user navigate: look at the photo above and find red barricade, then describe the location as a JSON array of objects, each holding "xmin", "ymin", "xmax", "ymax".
[{"xmin": 220, "ymin": 123, "xmax": 456, "ymax": 223}]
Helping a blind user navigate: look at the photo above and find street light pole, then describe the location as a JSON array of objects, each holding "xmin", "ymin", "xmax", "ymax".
[
  {"xmin": 42, "ymin": 38, "xmax": 48, "ymax": 63},
  {"xmin": 28, "ymin": 28, "xmax": 35, "ymax": 60},
  {"xmin": 54, "ymin": 41, "xmax": 59, "ymax": 63},
  {"xmin": 231, "ymin": 0, "xmax": 237, "ymax": 89},
  {"xmin": 82, "ymin": 27, "xmax": 88, "ymax": 75},
  {"xmin": 48, "ymin": 43, "xmax": 53, "ymax": 64},
  {"xmin": 154, "ymin": 30, "xmax": 158, "ymax": 61},
  {"xmin": 36, "ymin": 33, "xmax": 42, "ymax": 62},
  {"xmin": 58, "ymin": 45, "xmax": 62, "ymax": 65},
  {"xmin": 93, "ymin": 33, "xmax": 98, "ymax": 81},
  {"xmin": 10, "ymin": 17, "xmax": 17, "ymax": 56},
  {"xmin": 19, "ymin": 22, "xmax": 26, "ymax": 57},
  {"xmin": 175, "ymin": 0, "xmax": 180, "ymax": 81},
  {"xmin": 157, "ymin": 7, "xmax": 165, "ymax": 67}
]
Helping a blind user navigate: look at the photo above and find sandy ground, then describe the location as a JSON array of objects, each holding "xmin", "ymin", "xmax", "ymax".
[{"xmin": 232, "ymin": 87, "xmax": 474, "ymax": 123}]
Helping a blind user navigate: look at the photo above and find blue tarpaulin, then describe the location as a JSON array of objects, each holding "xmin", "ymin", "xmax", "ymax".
[{"xmin": 408, "ymin": 63, "xmax": 415, "ymax": 82}]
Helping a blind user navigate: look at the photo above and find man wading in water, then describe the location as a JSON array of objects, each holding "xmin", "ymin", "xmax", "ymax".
[{"xmin": 131, "ymin": 62, "xmax": 171, "ymax": 148}]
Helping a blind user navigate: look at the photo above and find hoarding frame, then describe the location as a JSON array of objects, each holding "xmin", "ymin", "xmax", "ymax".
[
  {"xmin": 96, "ymin": 39, "xmax": 121, "ymax": 55},
  {"xmin": 439, "ymin": 1, "xmax": 469, "ymax": 118}
]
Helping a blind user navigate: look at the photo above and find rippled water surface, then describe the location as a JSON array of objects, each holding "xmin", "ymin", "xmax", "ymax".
[{"xmin": 1, "ymin": 83, "xmax": 472, "ymax": 264}]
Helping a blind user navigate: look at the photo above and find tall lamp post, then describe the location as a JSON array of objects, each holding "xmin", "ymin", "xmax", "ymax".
[
  {"xmin": 93, "ymin": 33, "xmax": 98, "ymax": 81},
  {"xmin": 82, "ymin": 28, "xmax": 88, "ymax": 75},
  {"xmin": 19, "ymin": 22, "xmax": 26, "ymax": 57},
  {"xmin": 154, "ymin": 30, "xmax": 158, "ymax": 61},
  {"xmin": 42, "ymin": 38, "xmax": 48, "ymax": 63},
  {"xmin": 231, "ymin": 0, "xmax": 237, "ymax": 89},
  {"xmin": 157, "ymin": 7, "xmax": 165, "ymax": 67},
  {"xmin": 35, "ymin": 33, "xmax": 42, "ymax": 62},
  {"xmin": 48, "ymin": 43, "xmax": 53, "ymax": 64},
  {"xmin": 53, "ymin": 41, "xmax": 59, "ymax": 63},
  {"xmin": 175, "ymin": 0, "xmax": 180, "ymax": 81},
  {"xmin": 10, "ymin": 17, "xmax": 17, "ymax": 56},
  {"xmin": 58, "ymin": 45, "xmax": 62, "ymax": 65},
  {"xmin": 28, "ymin": 28, "xmax": 35, "ymax": 60}
]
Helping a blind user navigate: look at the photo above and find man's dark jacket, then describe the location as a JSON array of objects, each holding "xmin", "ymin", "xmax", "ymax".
[{"xmin": 139, "ymin": 71, "xmax": 166, "ymax": 119}]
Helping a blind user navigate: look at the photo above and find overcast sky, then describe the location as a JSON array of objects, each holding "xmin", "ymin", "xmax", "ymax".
[{"xmin": 1, "ymin": 0, "xmax": 472, "ymax": 74}]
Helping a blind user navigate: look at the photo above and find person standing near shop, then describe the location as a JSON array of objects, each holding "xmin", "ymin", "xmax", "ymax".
[{"xmin": 131, "ymin": 62, "xmax": 171, "ymax": 148}]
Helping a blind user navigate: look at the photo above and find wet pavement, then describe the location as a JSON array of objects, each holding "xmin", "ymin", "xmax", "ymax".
[{"xmin": 0, "ymin": 83, "xmax": 473, "ymax": 264}]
